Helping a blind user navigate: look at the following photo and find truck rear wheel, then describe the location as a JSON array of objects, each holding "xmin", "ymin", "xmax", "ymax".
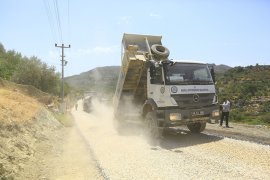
[
  {"xmin": 145, "ymin": 112, "xmax": 164, "ymax": 138},
  {"xmin": 187, "ymin": 122, "xmax": 206, "ymax": 133}
]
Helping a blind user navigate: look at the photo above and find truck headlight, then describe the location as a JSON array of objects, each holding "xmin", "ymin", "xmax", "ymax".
[
  {"xmin": 212, "ymin": 110, "xmax": 220, "ymax": 117},
  {"xmin": 170, "ymin": 113, "xmax": 182, "ymax": 121}
]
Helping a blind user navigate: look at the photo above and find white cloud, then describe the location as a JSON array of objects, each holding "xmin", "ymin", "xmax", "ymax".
[
  {"xmin": 92, "ymin": 46, "xmax": 118, "ymax": 54},
  {"xmin": 77, "ymin": 48, "xmax": 91, "ymax": 55},
  {"xmin": 48, "ymin": 50, "xmax": 60, "ymax": 58},
  {"xmin": 76, "ymin": 45, "xmax": 119, "ymax": 56},
  {"xmin": 150, "ymin": 12, "xmax": 160, "ymax": 17},
  {"xmin": 118, "ymin": 16, "xmax": 131, "ymax": 25}
]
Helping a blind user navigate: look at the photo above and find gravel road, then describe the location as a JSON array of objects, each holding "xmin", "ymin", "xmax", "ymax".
[{"xmin": 71, "ymin": 100, "xmax": 270, "ymax": 180}]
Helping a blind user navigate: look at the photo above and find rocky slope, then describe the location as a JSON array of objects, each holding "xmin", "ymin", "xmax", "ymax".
[
  {"xmin": 0, "ymin": 79, "xmax": 62, "ymax": 179},
  {"xmin": 0, "ymin": 109, "xmax": 62, "ymax": 179}
]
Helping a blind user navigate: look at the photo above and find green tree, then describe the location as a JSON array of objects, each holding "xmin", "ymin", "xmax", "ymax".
[
  {"xmin": 12, "ymin": 56, "xmax": 62, "ymax": 96},
  {"xmin": 40, "ymin": 63, "xmax": 61, "ymax": 95},
  {"xmin": 0, "ymin": 43, "xmax": 71, "ymax": 97},
  {"xmin": 0, "ymin": 50, "xmax": 21, "ymax": 80},
  {"xmin": 0, "ymin": 43, "xmax": 5, "ymax": 54}
]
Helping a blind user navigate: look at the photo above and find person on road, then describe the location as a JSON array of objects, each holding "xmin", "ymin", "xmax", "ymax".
[
  {"xmin": 75, "ymin": 103, "xmax": 78, "ymax": 111},
  {"xmin": 220, "ymin": 98, "xmax": 231, "ymax": 128}
]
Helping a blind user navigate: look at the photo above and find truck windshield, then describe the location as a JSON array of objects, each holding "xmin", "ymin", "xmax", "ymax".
[{"xmin": 164, "ymin": 63, "xmax": 213, "ymax": 85}]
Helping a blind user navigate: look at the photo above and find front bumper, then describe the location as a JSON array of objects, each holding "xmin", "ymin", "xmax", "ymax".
[{"xmin": 156, "ymin": 105, "xmax": 219, "ymax": 127}]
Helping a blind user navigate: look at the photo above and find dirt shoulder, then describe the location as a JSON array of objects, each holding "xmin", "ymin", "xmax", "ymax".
[
  {"xmin": 40, "ymin": 124, "xmax": 102, "ymax": 180},
  {"xmin": 0, "ymin": 108, "xmax": 102, "ymax": 180},
  {"xmin": 205, "ymin": 122, "xmax": 270, "ymax": 145},
  {"xmin": 0, "ymin": 82, "xmax": 100, "ymax": 179}
]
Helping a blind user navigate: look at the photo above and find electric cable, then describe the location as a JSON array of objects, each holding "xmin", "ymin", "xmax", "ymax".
[{"xmin": 53, "ymin": 0, "xmax": 63, "ymax": 43}]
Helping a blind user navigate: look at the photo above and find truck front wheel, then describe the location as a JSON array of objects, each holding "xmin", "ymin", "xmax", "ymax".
[
  {"xmin": 145, "ymin": 112, "xmax": 164, "ymax": 138},
  {"xmin": 187, "ymin": 122, "xmax": 206, "ymax": 133}
]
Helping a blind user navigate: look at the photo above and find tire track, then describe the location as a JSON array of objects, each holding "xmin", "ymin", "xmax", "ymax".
[{"xmin": 73, "ymin": 114, "xmax": 110, "ymax": 180}]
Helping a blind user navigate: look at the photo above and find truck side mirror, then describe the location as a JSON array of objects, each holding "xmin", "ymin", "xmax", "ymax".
[
  {"xmin": 210, "ymin": 68, "xmax": 216, "ymax": 83},
  {"xmin": 150, "ymin": 65, "xmax": 156, "ymax": 78},
  {"xmin": 147, "ymin": 60, "xmax": 157, "ymax": 78}
]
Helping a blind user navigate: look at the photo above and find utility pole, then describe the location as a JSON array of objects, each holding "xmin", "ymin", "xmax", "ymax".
[{"xmin": 55, "ymin": 43, "xmax": 71, "ymax": 112}]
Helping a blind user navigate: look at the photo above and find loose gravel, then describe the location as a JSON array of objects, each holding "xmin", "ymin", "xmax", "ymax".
[{"xmin": 72, "ymin": 100, "xmax": 270, "ymax": 180}]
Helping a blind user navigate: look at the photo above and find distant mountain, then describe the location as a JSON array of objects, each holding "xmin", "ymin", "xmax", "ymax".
[
  {"xmin": 65, "ymin": 66, "xmax": 120, "ymax": 93},
  {"xmin": 214, "ymin": 64, "xmax": 232, "ymax": 74},
  {"xmin": 65, "ymin": 64, "xmax": 231, "ymax": 92}
]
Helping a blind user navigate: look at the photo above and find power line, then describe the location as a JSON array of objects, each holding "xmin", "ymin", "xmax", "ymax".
[
  {"xmin": 43, "ymin": 0, "xmax": 57, "ymax": 43},
  {"xmin": 68, "ymin": 0, "xmax": 71, "ymax": 43},
  {"xmin": 53, "ymin": 0, "xmax": 63, "ymax": 43}
]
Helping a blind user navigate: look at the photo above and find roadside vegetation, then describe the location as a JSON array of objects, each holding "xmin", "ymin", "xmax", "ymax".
[
  {"xmin": 0, "ymin": 43, "xmax": 70, "ymax": 96},
  {"xmin": 54, "ymin": 112, "xmax": 74, "ymax": 127},
  {"xmin": 216, "ymin": 64, "xmax": 270, "ymax": 125}
]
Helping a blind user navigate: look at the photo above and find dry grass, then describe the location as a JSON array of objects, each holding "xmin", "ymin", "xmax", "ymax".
[
  {"xmin": 0, "ymin": 77, "xmax": 56, "ymax": 105},
  {"xmin": 0, "ymin": 88, "xmax": 41, "ymax": 124}
]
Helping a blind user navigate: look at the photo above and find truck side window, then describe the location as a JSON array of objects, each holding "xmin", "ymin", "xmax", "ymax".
[
  {"xmin": 150, "ymin": 66, "xmax": 163, "ymax": 84},
  {"xmin": 193, "ymin": 68, "xmax": 211, "ymax": 81}
]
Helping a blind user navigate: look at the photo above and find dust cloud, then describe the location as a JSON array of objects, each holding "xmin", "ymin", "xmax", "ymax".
[
  {"xmin": 89, "ymin": 98, "xmax": 115, "ymax": 132},
  {"xmin": 75, "ymin": 97, "xmax": 153, "ymax": 145},
  {"xmin": 90, "ymin": 98, "xmax": 147, "ymax": 137}
]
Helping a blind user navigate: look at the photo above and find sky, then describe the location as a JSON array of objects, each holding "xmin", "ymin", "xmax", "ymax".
[{"xmin": 0, "ymin": 0, "xmax": 270, "ymax": 76}]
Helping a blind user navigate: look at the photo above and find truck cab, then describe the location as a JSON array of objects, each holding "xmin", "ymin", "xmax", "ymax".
[{"xmin": 145, "ymin": 60, "xmax": 219, "ymax": 135}]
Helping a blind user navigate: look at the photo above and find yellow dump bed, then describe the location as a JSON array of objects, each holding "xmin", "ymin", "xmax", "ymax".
[{"xmin": 113, "ymin": 33, "xmax": 163, "ymax": 115}]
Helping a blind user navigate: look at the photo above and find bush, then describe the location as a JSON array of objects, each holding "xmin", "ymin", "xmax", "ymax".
[
  {"xmin": 261, "ymin": 102, "xmax": 270, "ymax": 113},
  {"xmin": 261, "ymin": 114, "xmax": 270, "ymax": 124},
  {"xmin": 230, "ymin": 110, "xmax": 245, "ymax": 122},
  {"xmin": 54, "ymin": 112, "xmax": 74, "ymax": 127}
]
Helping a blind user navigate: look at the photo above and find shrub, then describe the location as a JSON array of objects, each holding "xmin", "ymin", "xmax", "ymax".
[{"xmin": 261, "ymin": 114, "xmax": 270, "ymax": 124}]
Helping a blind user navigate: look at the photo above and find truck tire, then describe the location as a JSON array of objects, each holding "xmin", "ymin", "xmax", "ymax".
[
  {"xmin": 151, "ymin": 44, "xmax": 170, "ymax": 59},
  {"xmin": 187, "ymin": 122, "xmax": 206, "ymax": 133},
  {"xmin": 145, "ymin": 112, "xmax": 164, "ymax": 138}
]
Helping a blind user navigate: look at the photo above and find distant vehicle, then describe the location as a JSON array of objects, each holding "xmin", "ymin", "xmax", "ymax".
[
  {"xmin": 83, "ymin": 91, "xmax": 96, "ymax": 113},
  {"xmin": 84, "ymin": 91, "xmax": 97, "ymax": 98},
  {"xmin": 113, "ymin": 33, "xmax": 220, "ymax": 138},
  {"xmin": 83, "ymin": 96, "xmax": 93, "ymax": 113}
]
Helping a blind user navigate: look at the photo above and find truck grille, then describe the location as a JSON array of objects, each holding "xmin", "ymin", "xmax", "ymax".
[{"xmin": 171, "ymin": 93, "xmax": 214, "ymax": 108}]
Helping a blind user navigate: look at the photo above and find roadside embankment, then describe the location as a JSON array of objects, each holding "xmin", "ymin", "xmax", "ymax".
[
  {"xmin": 0, "ymin": 80, "xmax": 63, "ymax": 179},
  {"xmin": 0, "ymin": 108, "xmax": 63, "ymax": 179}
]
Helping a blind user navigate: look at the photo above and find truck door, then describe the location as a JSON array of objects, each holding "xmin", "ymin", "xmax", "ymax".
[{"xmin": 147, "ymin": 65, "xmax": 167, "ymax": 107}]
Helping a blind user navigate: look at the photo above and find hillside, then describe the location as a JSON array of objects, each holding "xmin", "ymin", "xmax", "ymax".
[
  {"xmin": 65, "ymin": 64, "xmax": 230, "ymax": 92},
  {"xmin": 216, "ymin": 65, "xmax": 270, "ymax": 124},
  {"xmin": 0, "ymin": 78, "xmax": 64, "ymax": 179},
  {"xmin": 0, "ymin": 77, "xmax": 58, "ymax": 110},
  {"xmin": 214, "ymin": 64, "xmax": 232, "ymax": 74},
  {"xmin": 65, "ymin": 66, "xmax": 120, "ymax": 95},
  {"xmin": 217, "ymin": 65, "xmax": 270, "ymax": 100}
]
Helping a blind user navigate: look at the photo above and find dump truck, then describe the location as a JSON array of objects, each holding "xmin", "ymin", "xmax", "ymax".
[
  {"xmin": 113, "ymin": 33, "xmax": 220, "ymax": 137},
  {"xmin": 83, "ymin": 91, "xmax": 96, "ymax": 113}
]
